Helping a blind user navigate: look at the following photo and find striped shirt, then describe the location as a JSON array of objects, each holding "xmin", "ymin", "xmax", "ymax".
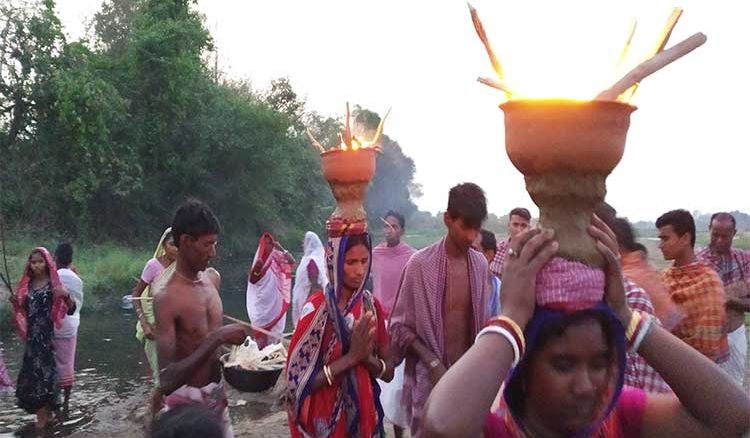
[
  {"xmin": 663, "ymin": 261, "xmax": 729, "ymax": 363},
  {"xmin": 624, "ymin": 279, "xmax": 671, "ymax": 393},
  {"xmin": 490, "ymin": 239, "xmax": 509, "ymax": 278},
  {"xmin": 695, "ymin": 247, "xmax": 750, "ymax": 287}
]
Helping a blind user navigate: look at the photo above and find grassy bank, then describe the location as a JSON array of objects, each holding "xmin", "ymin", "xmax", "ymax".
[
  {"xmin": 1, "ymin": 232, "xmax": 150, "ymax": 307},
  {"xmin": 2, "ymin": 228, "xmax": 747, "ymax": 302}
]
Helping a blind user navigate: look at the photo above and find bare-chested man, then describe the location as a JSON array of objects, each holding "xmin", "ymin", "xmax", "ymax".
[
  {"xmin": 696, "ymin": 212, "xmax": 750, "ymax": 385},
  {"xmin": 154, "ymin": 200, "xmax": 247, "ymax": 437},
  {"xmin": 389, "ymin": 183, "xmax": 492, "ymax": 438}
]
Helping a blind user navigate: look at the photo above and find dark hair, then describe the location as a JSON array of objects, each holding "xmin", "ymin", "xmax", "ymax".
[
  {"xmin": 710, "ymin": 212, "xmax": 736, "ymax": 229},
  {"xmin": 344, "ymin": 233, "xmax": 371, "ymax": 254},
  {"xmin": 150, "ymin": 405, "xmax": 223, "ymax": 438},
  {"xmin": 509, "ymin": 207, "xmax": 531, "ymax": 222},
  {"xmin": 507, "ymin": 310, "xmax": 617, "ymax": 416},
  {"xmin": 171, "ymin": 199, "xmax": 221, "ymax": 249},
  {"xmin": 385, "ymin": 210, "xmax": 406, "ymax": 229},
  {"xmin": 656, "ymin": 209, "xmax": 696, "ymax": 247},
  {"xmin": 632, "ymin": 242, "xmax": 648, "ymax": 255},
  {"xmin": 479, "ymin": 229, "xmax": 497, "ymax": 252},
  {"xmin": 609, "ymin": 218, "xmax": 639, "ymax": 253},
  {"xmin": 447, "ymin": 183, "xmax": 487, "ymax": 229},
  {"xmin": 55, "ymin": 242, "xmax": 74, "ymax": 268},
  {"xmin": 593, "ymin": 202, "xmax": 617, "ymax": 223}
]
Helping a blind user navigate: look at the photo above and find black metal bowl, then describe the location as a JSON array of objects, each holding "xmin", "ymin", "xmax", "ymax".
[{"xmin": 220, "ymin": 353, "xmax": 283, "ymax": 393}]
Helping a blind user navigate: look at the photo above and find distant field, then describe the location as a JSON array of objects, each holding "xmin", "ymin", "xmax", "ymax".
[{"xmin": 397, "ymin": 227, "xmax": 750, "ymax": 270}]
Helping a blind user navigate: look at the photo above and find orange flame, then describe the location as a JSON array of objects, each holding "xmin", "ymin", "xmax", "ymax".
[{"xmin": 307, "ymin": 103, "xmax": 390, "ymax": 153}]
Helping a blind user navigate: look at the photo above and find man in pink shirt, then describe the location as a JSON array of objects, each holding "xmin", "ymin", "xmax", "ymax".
[
  {"xmin": 371, "ymin": 210, "xmax": 416, "ymax": 319},
  {"xmin": 371, "ymin": 209, "xmax": 416, "ymax": 438}
]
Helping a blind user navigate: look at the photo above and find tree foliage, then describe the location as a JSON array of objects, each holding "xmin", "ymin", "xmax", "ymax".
[{"xmin": 0, "ymin": 0, "xmax": 421, "ymax": 252}]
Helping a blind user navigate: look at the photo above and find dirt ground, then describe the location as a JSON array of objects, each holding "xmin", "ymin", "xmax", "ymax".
[{"xmin": 59, "ymin": 382, "xmax": 409, "ymax": 438}]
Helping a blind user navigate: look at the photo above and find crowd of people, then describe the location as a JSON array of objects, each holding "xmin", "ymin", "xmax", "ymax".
[{"xmin": 3, "ymin": 187, "xmax": 750, "ymax": 437}]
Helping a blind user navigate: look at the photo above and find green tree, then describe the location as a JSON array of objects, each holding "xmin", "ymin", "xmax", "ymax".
[
  {"xmin": 0, "ymin": 0, "xmax": 421, "ymax": 260},
  {"xmin": 92, "ymin": 0, "xmax": 136, "ymax": 57},
  {"xmin": 0, "ymin": 0, "xmax": 65, "ymax": 150}
]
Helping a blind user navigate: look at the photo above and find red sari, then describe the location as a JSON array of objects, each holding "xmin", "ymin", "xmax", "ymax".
[
  {"xmin": 12, "ymin": 247, "xmax": 68, "ymax": 342},
  {"xmin": 286, "ymin": 290, "xmax": 388, "ymax": 437}
]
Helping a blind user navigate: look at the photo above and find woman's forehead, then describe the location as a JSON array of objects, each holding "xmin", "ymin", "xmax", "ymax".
[
  {"xmin": 344, "ymin": 244, "xmax": 369, "ymax": 257},
  {"xmin": 539, "ymin": 320, "xmax": 609, "ymax": 355}
]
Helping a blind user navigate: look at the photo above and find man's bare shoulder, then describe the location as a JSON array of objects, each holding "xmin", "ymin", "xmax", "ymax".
[
  {"xmin": 204, "ymin": 267, "xmax": 221, "ymax": 289},
  {"xmin": 154, "ymin": 275, "xmax": 181, "ymax": 318}
]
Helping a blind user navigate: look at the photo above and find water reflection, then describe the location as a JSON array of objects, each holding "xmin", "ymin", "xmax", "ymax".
[{"xmin": 0, "ymin": 257, "xmax": 285, "ymax": 436}]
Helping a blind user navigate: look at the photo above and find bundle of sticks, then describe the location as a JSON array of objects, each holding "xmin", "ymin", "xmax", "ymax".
[
  {"xmin": 468, "ymin": 4, "xmax": 706, "ymax": 102},
  {"xmin": 224, "ymin": 340, "xmax": 287, "ymax": 371},
  {"xmin": 223, "ymin": 314, "xmax": 292, "ymax": 348}
]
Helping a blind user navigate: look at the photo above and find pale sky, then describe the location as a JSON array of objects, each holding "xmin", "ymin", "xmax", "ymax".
[{"xmin": 55, "ymin": 0, "xmax": 749, "ymax": 222}]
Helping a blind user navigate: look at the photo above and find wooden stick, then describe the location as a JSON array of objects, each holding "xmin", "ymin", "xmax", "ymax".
[
  {"xmin": 343, "ymin": 102, "xmax": 352, "ymax": 150},
  {"xmin": 595, "ymin": 32, "xmax": 707, "ymax": 101},
  {"xmin": 468, "ymin": 3, "xmax": 512, "ymax": 100},
  {"xmin": 0, "ymin": 210, "xmax": 13, "ymax": 295},
  {"xmin": 380, "ymin": 217, "xmax": 395, "ymax": 231},
  {"xmin": 616, "ymin": 18, "xmax": 638, "ymax": 70},
  {"xmin": 128, "ymin": 296, "xmax": 153, "ymax": 301},
  {"xmin": 305, "ymin": 128, "xmax": 326, "ymax": 154},
  {"xmin": 368, "ymin": 108, "xmax": 391, "ymax": 148},
  {"xmin": 222, "ymin": 314, "xmax": 288, "ymax": 341},
  {"xmin": 652, "ymin": 8, "xmax": 684, "ymax": 55},
  {"xmin": 624, "ymin": 7, "xmax": 683, "ymax": 100},
  {"xmin": 477, "ymin": 76, "xmax": 514, "ymax": 96}
]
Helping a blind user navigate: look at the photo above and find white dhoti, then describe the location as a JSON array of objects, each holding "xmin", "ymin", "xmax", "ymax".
[
  {"xmin": 379, "ymin": 361, "xmax": 408, "ymax": 428},
  {"xmin": 721, "ymin": 325, "xmax": 747, "ymax": 386}
]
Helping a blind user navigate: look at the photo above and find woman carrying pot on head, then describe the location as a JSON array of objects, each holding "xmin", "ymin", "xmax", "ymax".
[
  {"xmin": 10, "ymin": 247, "xmax": 75, "ymax": 432},
  {"xmin": 423, "ymin": 217, "xmax": 750, "ymax": 438},
  {"xmin": 132, "ymin": 227, "xmax": 178, "ymax": 386},
  {"xmin": 285, "ymin": 231, "xmax": 395, "ymax": 437}
]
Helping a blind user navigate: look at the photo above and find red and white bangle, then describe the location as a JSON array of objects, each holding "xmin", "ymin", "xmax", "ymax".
[
  {"xmin": 476, "ymin": 325, "xmax": 521, "ymax": 367},
  {"xmin": 476, "ymin": 316, "xmax": 526, "ymax": 367}
]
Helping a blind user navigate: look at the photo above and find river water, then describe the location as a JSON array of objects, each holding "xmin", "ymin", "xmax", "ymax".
[{"xmin": 0, "ymin": 258, "xmax": 288, "ymax": 437}]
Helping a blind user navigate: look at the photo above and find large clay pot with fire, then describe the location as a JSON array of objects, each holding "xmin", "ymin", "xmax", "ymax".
[
  {"xmin": 321, "ymin": 148, "xmax": 377, "ymax": 221},
  {"xmin": 501, "ymin": 99, "xmax": 636, "ymax": 266}
]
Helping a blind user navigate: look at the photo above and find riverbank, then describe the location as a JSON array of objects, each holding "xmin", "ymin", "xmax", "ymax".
[{"xmin": 0, "ymin": 232, "xmax": 150, "ymax": 311}]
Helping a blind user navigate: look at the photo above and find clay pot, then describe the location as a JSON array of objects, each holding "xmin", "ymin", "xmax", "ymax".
[
  {"xmin": 320, "ymin": 148, "xmax": 377, "ymax": 221},
  {"xmin": 501, "ymin": 99, "xmax": 636, "ymax": 266}
]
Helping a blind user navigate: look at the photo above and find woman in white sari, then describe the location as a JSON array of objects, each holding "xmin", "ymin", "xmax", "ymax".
[
  {"xmin": 246, "ymin": 233, "xmax": 296, "ymax": 348},
  {"xmin": 292, "ymin": 231, "xmax": 329, "ymax": 327}
]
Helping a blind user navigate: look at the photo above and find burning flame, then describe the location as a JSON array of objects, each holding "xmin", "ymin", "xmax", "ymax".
[
  {"xmin": 468, "ymin": 3, "xmax": 689, "ymax": 102},
  {"xmin": 306, "ymin": 102, "xmax": 390, "ymax": 154}
]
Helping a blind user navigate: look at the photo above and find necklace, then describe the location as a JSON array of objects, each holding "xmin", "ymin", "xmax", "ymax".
[{"xmin": 175, "ymin": 270, "xmax": 202, "ymax": 284}]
